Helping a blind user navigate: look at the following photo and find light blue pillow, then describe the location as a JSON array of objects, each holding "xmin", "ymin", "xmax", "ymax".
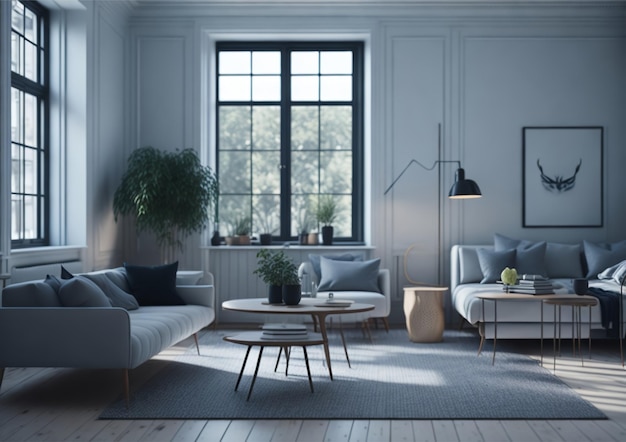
[
  {"xmin": 584, "ymin": 240, "xmax": 626, "ymax": 279},
  {"xmin": 515, "ymin": 242, "xmax": 547, "ymax": 277},
  {"xmin": 545, "ymin": 242, "xmax": 583, "ymax": 279},
  {"xmin": 57, "ymin": 277, "xmax": 112, "ymax": 307},
  {"xmin": 493, "ymin": 233, "xmax": 533, "ymax": 251},
  {"xmin": 317, "ymin": 257, "xmax": 381, "ymax": 292},
  {"xmin": 309, "ymin": 252, "xmax": 364, "ymax": 279},
  {"xmin": 476, "ymin": 248, "xmax": 516, "ymax": 284},
  {"xmin": 83, "ymin": 273, "xmax": 139, "ymax": 310}
]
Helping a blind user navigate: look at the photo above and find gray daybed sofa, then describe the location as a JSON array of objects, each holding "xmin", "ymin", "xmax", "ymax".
[
  {"xmin": 451, "ymin": 235, "xmax": 626, "ymax": 340},
  {"xmin": 0, "ymin": 265, "xmax": 215, "ymax": 405}
]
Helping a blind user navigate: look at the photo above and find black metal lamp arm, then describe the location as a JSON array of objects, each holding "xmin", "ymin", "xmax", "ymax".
[{"xmin": 384, "ymin": 160, "xmax": 461, "ymax": 195}]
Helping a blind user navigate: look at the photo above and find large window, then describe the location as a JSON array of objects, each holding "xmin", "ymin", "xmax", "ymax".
[
  {"xmin": 10, "ymin": 0, "xmax": 49, "ymax": 247},
  {"xmin": 216, "ymin": 41, "xmax": 364, "ymax": 243}
]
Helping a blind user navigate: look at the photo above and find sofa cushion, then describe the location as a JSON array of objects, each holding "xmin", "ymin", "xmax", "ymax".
[
  {"xmin": 2, "ymin": 280, "xmax": 62, "ymax": 307},
  {"xmin": 459, "ymin": 247, "xmax": 484, "ymax": 284},
  {"xmin": 545, "ymin": 242, "xmax": 583, "ymax": 278},
  {"xmin": 317, "ymin": 257, "xmax": 380, "ymax": 292},
  {"xmin": 476, "ymin": 248, "xmax": 516, "ymax": 283},
  {"xmin": 493, "ymin": 234, "xmax": 547, "ymax": 277},
  {"xmin": 584, "ymin": 240, "xmax": 626, "ymax": 279},
  {"xmin": 515, "ymin": 242, "xmax": 547, "ymax": 277},
  {"xmin": 57, "ymin": 277, "xmax": 112, "ymax": 307},
  {"xmin": 493, "ymin": 233, "xmax": 534, "ymax": 251},
  {"xmin": 124, "ymin": 262, "xmax": 185, "ymax": 306},
  {"xmin": 309, "ymin": 252, "xmax": 364, "ymax": 279},
  {"xmin": 82, "ymin": 272, "xmax": 139, "ymax": 310}
]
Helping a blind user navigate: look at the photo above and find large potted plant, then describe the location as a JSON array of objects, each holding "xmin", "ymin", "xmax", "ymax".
[
  {"xmin": 316, "ymin": 196, "xmax": 337, "ymax": 246},
  {"xmin": 113, "ymin": 146, "xmax": 218, "ymax": 263}
]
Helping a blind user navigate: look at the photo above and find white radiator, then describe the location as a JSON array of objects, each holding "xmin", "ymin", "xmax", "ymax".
[{"xmin": 9, "ymin": 261, "xmax": 83, "ymax": 284}]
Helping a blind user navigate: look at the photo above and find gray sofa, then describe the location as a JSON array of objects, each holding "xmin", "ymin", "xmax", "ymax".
[
  {"xmin": 451, "ymin": 236, "xmax": 626, "ymax": 340},
  {"xmin": 0, "ymin": 266, "xmax": 215, "ymax": 405}
]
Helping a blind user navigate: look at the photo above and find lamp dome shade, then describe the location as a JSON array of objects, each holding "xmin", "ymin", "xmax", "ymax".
[{"xmin": 448, "ymin": 168, "xmax": 482, "ymax": 199}]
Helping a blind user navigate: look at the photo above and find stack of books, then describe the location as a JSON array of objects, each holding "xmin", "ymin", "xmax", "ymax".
[
  {"xmin": 504, "ymin": 275, "xmax": 555, "ymax": 295},
  {"xmin": 260, "ymin": 323, "xmax": 308, "ymax": 340}
]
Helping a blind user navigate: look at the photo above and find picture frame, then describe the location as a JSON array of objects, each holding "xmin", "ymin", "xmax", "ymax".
[{"xmin": 522, "ymin": 126, "xmax": 603, "ymax": 228}]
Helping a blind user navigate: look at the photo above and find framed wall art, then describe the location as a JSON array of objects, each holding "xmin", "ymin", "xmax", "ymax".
[{"xmin": 522, "ymin": 126, "xmax": 603, "ymax": 228}]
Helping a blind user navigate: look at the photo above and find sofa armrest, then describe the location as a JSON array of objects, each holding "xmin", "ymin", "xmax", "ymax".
[
  {"xmin": 176, "ymin": 284, "xmax": 215, "ymax": 309},
  {"xmin": 298, "ymin": 262, "xmax": 319, "ymax": 285},
  {"xmin": 0, "ymin": 307, "xmax": 131, "ymax": 368},
  {"xmin": 378, "ymin": 269, "xmax": 391, "ymax": 316}
]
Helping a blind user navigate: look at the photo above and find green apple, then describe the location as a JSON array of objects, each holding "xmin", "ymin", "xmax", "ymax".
[{"xmin": 500, "ymin": 267, "xmax": 518, "ymax": 286}]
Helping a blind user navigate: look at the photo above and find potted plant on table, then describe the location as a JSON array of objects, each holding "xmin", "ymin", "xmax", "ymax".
[
  {"xmin": 253, "ymin": 249, "xmax": 301, "ymax": 305},
  {"xmin": 316, "ymin": 196, "xmax": 337, "ymax": 246},
  {"xmin": 113, "ymin": 146, "xmax": 218, "ymax": 263}
]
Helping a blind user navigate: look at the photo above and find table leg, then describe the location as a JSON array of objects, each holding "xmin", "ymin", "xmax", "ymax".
[
  {"xmin": 588, "ymin": 305, "xmax": 593, "ymax": 360},
  {"xmin": 539, "ymin": 301, "xmax": 543, "ymax": 367},
  {"xmin": 316, "ymin": 313, "xmax": 334, "ymax": 380},
  {"xmin": 303, "ymin": 346, "xmax": 314, "ymax": 393},
  {"xmin": 236, "ymin": 345, "xmax": 252, "ymax": 392},
  {"xmin": 338, "ymin": 316, "xmax": 351, "ymax": 368},
  {"xmin": 553, "ymin": 304, "xmax": 557, "ymax": 373},
  {"xmin": 492, "ymin": 299, "xmax": 498, "ymax": 365},
  {"xmin": 478, "ymin": 299, "xmax": 485, "ymax": 356},
  {"xmin": 247, "ymin": 346, "xmax": 264, "ymax": 401},
  {"xmin": 274, "ymin": 347, "xmax": 282, "ymax": 372}
]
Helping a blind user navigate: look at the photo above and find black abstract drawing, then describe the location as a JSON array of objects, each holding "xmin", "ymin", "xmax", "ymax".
[{"xmin": 536, "ymin": 158, "xmax": 582, "ymax": 193}]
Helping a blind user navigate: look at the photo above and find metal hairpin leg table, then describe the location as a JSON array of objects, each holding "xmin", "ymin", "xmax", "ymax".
[
  {"xmin": 542, "ymin": 296, "xmax": 598, "ymax": 372},
  {"xmin": 476, "ymin": 292, "xmax": 592, "ymax": 365}
]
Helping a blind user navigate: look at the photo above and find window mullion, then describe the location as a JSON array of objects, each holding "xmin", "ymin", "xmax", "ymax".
[{"xmin": 280, "ymin": 48, "xmax": 291, "ymax": 240}]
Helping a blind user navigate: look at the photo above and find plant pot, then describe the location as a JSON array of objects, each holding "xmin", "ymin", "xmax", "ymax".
[
  {"xmin": 268, "ymin": 284, "xmax": 283, "ymax": 304},
  {"xmin": 225, "ymin": 236, "xmax": 238, "ymax": 246},
  {"xmin": 260, "ymin": 233, "xmax": 272, "ymax": 245},
  {"xmin": 308, "ymin": 233, "xmax": 319, "ymax": 245},
  {"xmin": 299, "ymin": 233, "xmax": 308, "ymax": 245},
  {"xmin": 236, "ymin": 235, "xmax": 251, "ymax": 245},
  {"xmin": 321, "ymin": 226, "xmax": 334, "ymax": 245},
  {"xmin": 282, "ymin": 284, "xmax": 302, "ymax": 305}
]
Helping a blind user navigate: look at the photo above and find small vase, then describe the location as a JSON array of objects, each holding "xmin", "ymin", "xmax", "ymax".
[
  {"xmin": 210, "ymin": 231, "xmax": 221, "ymax": 246},
  {"xmin": 282, "ymin": 284, "xmax": 302, "ymax": 305},
  {"xmin": 259, "ymin": 233, "xmax": 272, "ymax": 245},
  {"xmin": 321, "ymin": 226, "xmax": 333, "ymax": 245}
]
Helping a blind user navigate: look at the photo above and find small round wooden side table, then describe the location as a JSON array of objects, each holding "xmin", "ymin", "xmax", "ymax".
[{"xmin": 403, "ymin": 286, "xmax": 448, "ymax": 343}]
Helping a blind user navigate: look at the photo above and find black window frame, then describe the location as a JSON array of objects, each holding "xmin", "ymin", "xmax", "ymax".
[
  {"xmin": 215, "ymin": 41, "xmax": 364, "ymax": 244},
  {"xmin": 10, "ymin": 0, "xmax": 50, "ymax": 248}
]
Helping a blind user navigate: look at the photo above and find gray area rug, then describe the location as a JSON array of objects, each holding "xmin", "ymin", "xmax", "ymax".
[{"xmin": 100, "ymin": 328, "xmax": 606, "ymax": 420}]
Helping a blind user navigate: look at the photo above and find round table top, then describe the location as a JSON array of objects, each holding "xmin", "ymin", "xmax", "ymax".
[
  {"xmin": 475, "ymin": 292, "xmax": 597, "ymax": 301},
  {"xmin": 222, "ymin": 297, "xmax": 375, "ymax": 315},
  {"xmin": 223, "ymin": 331, "xmax": 325, "ymax": 346}
]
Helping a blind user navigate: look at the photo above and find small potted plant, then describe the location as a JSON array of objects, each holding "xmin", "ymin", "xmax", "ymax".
[
  {"xmin": 255, "ymin": 210, "xmax": 278, "ymax": 246},
  {"xmin": 253, "ymin": 249, "xmax": 300, "ymax": 304},
  {"xmin": 227, "ymin": 215, "xmax": 252, "ymax": 246},
  {"xmin": 316, "ymin": 196, "xmax": 337, "ymax": 246},
  {"xmin": 296, "ymin": 210, "xmax": 315, "ymax": 245}
]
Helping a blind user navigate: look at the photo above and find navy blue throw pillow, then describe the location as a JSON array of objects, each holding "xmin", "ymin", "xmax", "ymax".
[{"xmin": 124, "ymin": 262, "xmax": 185, "ymax": 306}]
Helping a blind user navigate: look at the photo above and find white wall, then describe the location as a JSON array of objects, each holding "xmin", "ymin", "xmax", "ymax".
[{"xmin": 121, "ymin": 1, "xmax": 626, "ymax": 323}]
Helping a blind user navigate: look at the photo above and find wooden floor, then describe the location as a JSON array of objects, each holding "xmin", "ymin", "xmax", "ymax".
[{"xmin": 1, "ymin": 327, "xmax": 626, "ymax": 442}]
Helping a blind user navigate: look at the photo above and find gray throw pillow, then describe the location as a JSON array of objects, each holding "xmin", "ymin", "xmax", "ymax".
[
  {"xmin": 493, "ymin": 233, "xmax": 533, "ymax": 251},
  {"xmin": 309, "ymin": 252, "xmax": 364, "ymax": 279},
  {"xmin": 57, "ymin": 277, "xmax": 112, "ymax": 307},
  {"xmin": 545, "ymin": 242, "xmax": 583, "ymax": 278},
  {"xmin": 515, "ymin": 242, "xmax": 547, "ymax": 277},
  {"xmin": 317, "ymin": 257, "xmax": 381, "ymax": 292},
  {"xmin": 476, "ymin": 248, "xmax": 516, "ymax": 283},
  {"xmin": 82, "ymin": 273, "xmax": 139, "ymax": 310},
  {"xmin": 584, "ymin": 240, "xmax": 626, "ymax": 279}
]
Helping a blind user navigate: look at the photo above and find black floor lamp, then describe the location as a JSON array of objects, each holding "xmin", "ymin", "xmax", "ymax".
[{"xmin": 384, "ymin": 124, "xmax": 482, "ymax": 285}]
